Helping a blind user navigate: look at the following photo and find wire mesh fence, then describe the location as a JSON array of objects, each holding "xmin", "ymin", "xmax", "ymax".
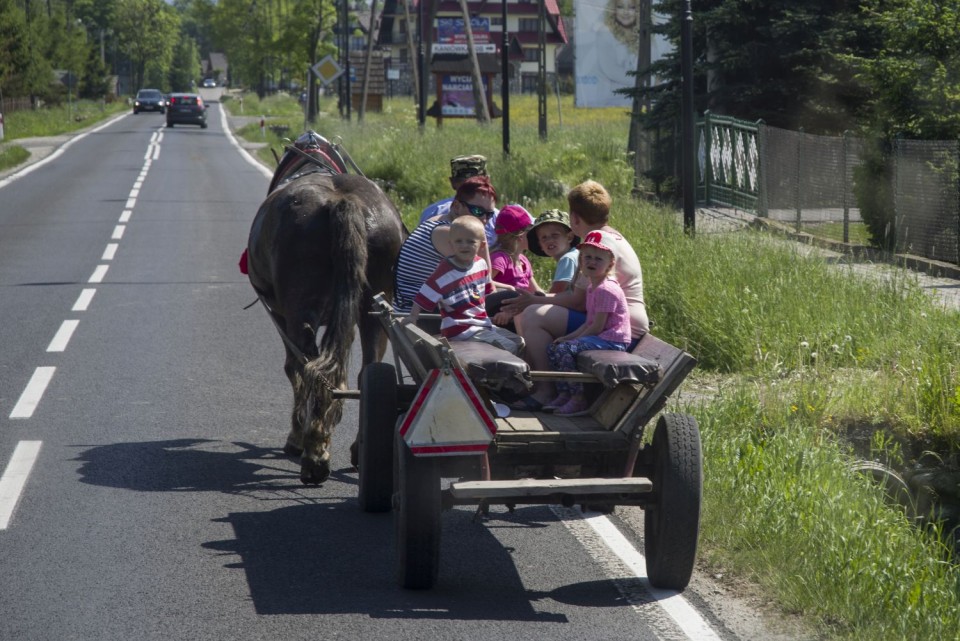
[{"xmin": 695, "ymin": 113, "xmax": 960, "ymax": 263}]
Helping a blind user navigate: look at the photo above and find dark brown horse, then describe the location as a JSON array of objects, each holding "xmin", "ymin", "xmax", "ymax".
[{"xmin": 246, "ymin": 132, "xmax": 406, "ymax": 484}]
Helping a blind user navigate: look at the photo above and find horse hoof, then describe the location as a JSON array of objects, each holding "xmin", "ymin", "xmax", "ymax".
[
  {"xmin": 300, "ymin": 457, "xmax": 330, "ymax": 485},
  {"xmin": 283, "ymin": 441, "xmax": 303, "ymax": 458},
  {"xmin": 349, "ymin": 440, "xmax": 359, "ymax": 468}
]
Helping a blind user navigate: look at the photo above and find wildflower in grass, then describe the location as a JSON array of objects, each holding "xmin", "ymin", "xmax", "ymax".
[
  {"xmin": 800, "ymin": 341, "xmax": 810, "ymax": 349},
  {"xmin": 831, "ymin": 344, "xmax": 840, "ymax": 353}
]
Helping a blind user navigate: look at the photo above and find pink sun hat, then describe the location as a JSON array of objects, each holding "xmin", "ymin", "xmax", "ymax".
[{"xmin": 494, "ymin": 204, "xmax": 534, "ymax": 234}]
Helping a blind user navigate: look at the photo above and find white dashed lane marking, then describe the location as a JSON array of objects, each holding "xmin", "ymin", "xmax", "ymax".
[
  {"xmin": 46, "ymin": 320, "xmax": 79, "ymax": 353},
  {"xmin": 9, "ymin": 367, "xmax": 56, "ymax": 419},
  {"xmin": 0, "ymin": 441, "xmax": 43, "ymax": 529}
]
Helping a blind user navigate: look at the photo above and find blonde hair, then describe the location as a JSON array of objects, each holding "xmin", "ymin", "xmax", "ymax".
[
  {"xmin": 450, "ymin": 215, "xmax": 486, "ymax": 240},
  {"xmin": 567, "ymin": 180, "xmax": 611, "ymax": 226},
  {"xmin": 604, "ymin": 0, "xmax": 640, "ymax": 53},
  {"xmin": 494, "ymin": 231, "xmax": 521, "ymax": 254}
]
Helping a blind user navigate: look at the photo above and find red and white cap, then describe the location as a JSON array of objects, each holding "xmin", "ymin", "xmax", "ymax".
[{"xmin": 578, "ymin": 230, "xmax": 614, "ymax": 254}]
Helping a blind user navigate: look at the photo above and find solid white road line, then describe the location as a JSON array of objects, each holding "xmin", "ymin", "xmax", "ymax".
[
  {"xmin": 72, "ymin": 289, "xmax": 96, "ymax": 312},
  {"xmin": 0, "ymin": 441, "xmax": 42, "ymax": 529},
  {"xmin": 581, "ymin": 513, "xmax": 722, "ymax": 641},
  {"xmin": 89, "ymin": 265, "xmax": 109, "ymax": 283},
  {"xmin": 46, "ymin": 320, "xmax": 79, "ymax": 353},
  {"xmin": 218, "ymin": 104, "xmax": 273, "ymax": 180},
  {"xmin": 0, "ymin": 113, "xmax": 128, "ymax": 191},
  {"xmin": 9, "ymin": 367, "xmax": 56, "ymax": 419},
  {"xmin": 102, "ymin": 243, "xmax": 118, "ymax": 261}
]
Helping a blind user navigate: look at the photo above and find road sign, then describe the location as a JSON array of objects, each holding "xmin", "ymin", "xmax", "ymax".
[{"xmin": 311, "ymin": 55, "xmax": 344, "ymax": 86}]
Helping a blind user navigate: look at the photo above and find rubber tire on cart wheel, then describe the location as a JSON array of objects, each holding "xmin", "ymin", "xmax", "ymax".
[
  {"xmin": 395, "ymin": 433, "xmax": 441, "ymax": 589},
  {"xmin": 644, "ymin": 413, "xmax": 702, "ymax": 590},
  {"xmin": 358, "ymin": 362, "xmax": 397, "ymax": 512}
]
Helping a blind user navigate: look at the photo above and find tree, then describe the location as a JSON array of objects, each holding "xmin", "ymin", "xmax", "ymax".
[
  {"xmin": 626, "ymin": 1, "xmax": 875, "ymax": 194},
  {"xmin": 115, "ymin": 0, "xmax": 179, "ymax": 90},
  {"xmin": 847, "ymin": 0, "xmax": 960, "ymax": 140},
  {"xmin": 169, "ymin": 35, "xmax": 202, "ymax": 92}
]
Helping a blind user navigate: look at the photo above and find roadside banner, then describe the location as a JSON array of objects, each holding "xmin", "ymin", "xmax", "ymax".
[{"xmin": 574, "ymin": 0, "xmax": 670, "ymax": 108}]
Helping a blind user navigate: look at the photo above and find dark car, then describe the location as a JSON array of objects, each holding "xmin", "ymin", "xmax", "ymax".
[
  {"xmin": 165, "ymin": 93, "xmax": 208, "ymax": 129},
  {"xmin": 133, "ymin": 89, "xmax": 165, "ymax": 114}
]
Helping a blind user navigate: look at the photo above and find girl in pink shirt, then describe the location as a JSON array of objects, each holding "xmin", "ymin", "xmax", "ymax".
[{"xmin": 545, "ymin": 231, "xmax": 630, "ymax": 415}]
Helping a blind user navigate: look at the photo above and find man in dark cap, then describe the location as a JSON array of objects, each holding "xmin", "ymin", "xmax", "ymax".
[
  {"xmin": 417, "ymin": 155, "xmax": 498, "ymax": 245},
  {"xmin": 418, "ymin": 155, "xmax": 488, "ymax": 223}
]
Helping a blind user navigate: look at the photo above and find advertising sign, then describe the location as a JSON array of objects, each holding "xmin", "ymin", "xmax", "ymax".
[
  {"xmin": 574, "ymin": 0, "xmax": 670, "ymax": 108},
  {"xmin": 437, "ymin": 17, "xmax": 491, "ymax": 44},
  {"xmin": 440, "ymin": 75, "xmax": 488, "ymax": 117}
]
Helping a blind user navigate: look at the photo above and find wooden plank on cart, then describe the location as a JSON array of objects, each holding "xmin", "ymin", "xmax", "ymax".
[{"xmin": 450, "ymin": 477, "xmax": 653, "ymax": 499}]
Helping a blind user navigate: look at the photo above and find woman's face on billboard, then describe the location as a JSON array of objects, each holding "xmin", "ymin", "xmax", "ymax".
[{"xmin": 614, "ymin": 0, "xmax": 637, "ymax": 28}]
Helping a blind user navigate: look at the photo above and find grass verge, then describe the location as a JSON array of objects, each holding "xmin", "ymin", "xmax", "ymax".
[
  {"xmin": 0, "ymin": 145, "xmax": 30, "ymax": 172},
  {"xmin": 233, "ymin": 91, "xmax": 960, "ymax": 638}
]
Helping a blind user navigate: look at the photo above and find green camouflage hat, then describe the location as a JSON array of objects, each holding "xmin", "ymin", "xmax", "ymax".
[
  {"xmin": 450, "ymin": 154, "xmax": 488, "ymax": 180},
  {"xmin": 527, "ymin": 209, "xmax": 579, "ymax": 257}
]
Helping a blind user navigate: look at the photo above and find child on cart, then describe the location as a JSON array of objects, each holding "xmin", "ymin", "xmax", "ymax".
[
  {"xmin": 526, "ymin": 209, "xmax": 580, "ymax": 294},
  {"xmin": 403, "ymin": 216, "xmax": 523, "ymax": 355},
  {"xmin": 545, "ymin": 231, "xmax": 631, "ymax": 414},
  {"xmin": 486, "ymin": 204, "xmax": 544, "ymax": 328}
]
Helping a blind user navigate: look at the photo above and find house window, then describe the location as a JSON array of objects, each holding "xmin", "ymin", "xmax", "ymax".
[
  {"xmin": 523, "ymin": 47, "xmax": 539, "ymax": 62},
  {"xmin": 489, "ymin": 17, "xmax": 502, "ymax": 27},
  {"xmin": 518, "ymin": 18, "xmax": 538, "ymax": 32}
]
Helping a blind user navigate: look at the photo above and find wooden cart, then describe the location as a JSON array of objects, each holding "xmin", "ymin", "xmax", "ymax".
[{"xmin": 353, "ymin": 294, "xmax": 702, "ymax": 591}]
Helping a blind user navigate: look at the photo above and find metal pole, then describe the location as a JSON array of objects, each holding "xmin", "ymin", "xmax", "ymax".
[
  {"xmin": 680, "ymin": 0, "xmax": 695, "ymax": 234},
  {"xmin": 502, "ymin": 0, "xmax": 509, "ymax": 155},
  {"xmin": 537, "ymin": 0, "xmax": 547, "ymax": 140},
  {"xmin": 417, "ymin": 0, "xmax": 426, "ymax": 128}
]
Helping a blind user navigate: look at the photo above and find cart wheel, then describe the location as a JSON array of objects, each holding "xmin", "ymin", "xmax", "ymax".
[
  {"xmin": 358, "ymin": 362, "xmax": 397, "ymax": 513},
  {"xmin": 644, "ymin": 413, "xmax": 702, "ymax": 590},
  {"xmin": 395, "ymin": 433, "xmax": 441, "ymax": 589}
]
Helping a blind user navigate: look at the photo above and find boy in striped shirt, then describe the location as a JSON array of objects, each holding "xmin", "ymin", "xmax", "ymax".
[{"xmin": 404, "ymin": 216, "xmax": 523, "ymax": 354}]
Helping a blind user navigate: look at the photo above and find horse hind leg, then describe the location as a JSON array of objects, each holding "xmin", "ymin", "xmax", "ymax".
[
  {"xmin": 282, "ymin": 323, "xmax": 319, "ymax": 458},
  {"xmin": 299, "ymin": 357, "xmax": 346, "ymax": 485}
]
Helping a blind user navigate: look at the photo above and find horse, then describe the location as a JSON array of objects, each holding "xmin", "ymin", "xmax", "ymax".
[{"xmin": 246, "ymin": 132, "xmax": 407, "ymax": 484}]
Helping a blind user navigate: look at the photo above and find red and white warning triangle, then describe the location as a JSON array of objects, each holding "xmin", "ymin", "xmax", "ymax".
[{"xmin": 399, "ymin": 367, "xmax": 497, "ymax": 456}]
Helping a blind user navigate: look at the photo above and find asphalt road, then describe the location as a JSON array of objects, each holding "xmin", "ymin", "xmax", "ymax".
[{"xmin": 0, "ymin": 103, "xmax": 795, "ymax": 641}]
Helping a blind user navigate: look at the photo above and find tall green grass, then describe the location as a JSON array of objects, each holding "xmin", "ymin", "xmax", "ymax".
[
  {"xmin": 233, "ymin": 92, "xmax": 960, "ymax": 637},
  {"xmin": 1, "ymin": 99, "xmax": 128, "ymax": 140}
]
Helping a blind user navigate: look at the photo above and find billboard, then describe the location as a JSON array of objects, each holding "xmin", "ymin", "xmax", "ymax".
[
  {"xmin": 440, "ymin": 75, "xmax": 488, "ymax": 117},
  {"xmin": 437, "ymin": 17, "xmax": 491, "ymax": 44},
  {"xmin": 434, "ymin": 17, "xmax": 496, "ymax": 54},
  {"xmin": 574, "ymin": 0, "xmax": 670, "ymax": 108}
]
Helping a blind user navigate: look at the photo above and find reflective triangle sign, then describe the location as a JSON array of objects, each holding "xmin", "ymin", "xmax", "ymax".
[{"xmin": 399, "ymin": 367, "xmax": 497, "ymax": 456}]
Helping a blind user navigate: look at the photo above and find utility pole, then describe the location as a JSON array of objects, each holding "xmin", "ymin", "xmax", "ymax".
[
  {"xmin": 537, "ymin": 0, "xmax": 546, "ymax": 140},
  {"xmin": 359, "ymin": 0, "xmax": 379, "ymax": 121},
  {"xmin": 459, "ymin": 0, "xmax": 490, "ymax": 123},
  {"xmin": 501, "ymin": 0, "xmax": 510, "ymax": 155},
  {"xmin": 681, "ymin": 0, "xmax": 695, "ymax": 234}
]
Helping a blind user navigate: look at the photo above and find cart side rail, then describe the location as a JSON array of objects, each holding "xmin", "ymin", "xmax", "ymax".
[{"xmin": 612, "ymin": 333, "xmax": 697, "ymax": 435}]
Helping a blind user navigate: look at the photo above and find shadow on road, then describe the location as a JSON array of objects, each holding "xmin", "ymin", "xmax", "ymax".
[
  {"xmin": 72, "ymin": 438, "xmax": 297, "ymax": 493},
  {"xmin": 72, "ymin": 439, "xmax": 631, "ymax": 623}
]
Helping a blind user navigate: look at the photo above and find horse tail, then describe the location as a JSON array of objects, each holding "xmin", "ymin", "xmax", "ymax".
[{"xmin": 319, "ymin": 194, "xmax": 369, "ymax": 362}]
